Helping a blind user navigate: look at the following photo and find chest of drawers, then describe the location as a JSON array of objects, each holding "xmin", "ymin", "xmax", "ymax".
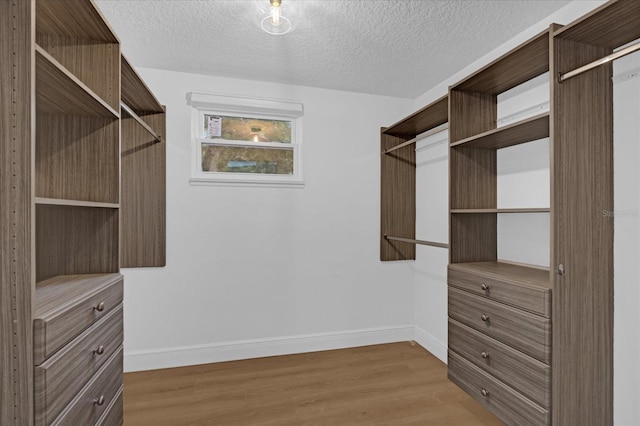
[
  {"xmin": 447, "ymin": 262, "xmax": 551, "ymax": 426},
  {"xmin": 34, "ymin": 274, "xmax": 124, "ymax": 426}
]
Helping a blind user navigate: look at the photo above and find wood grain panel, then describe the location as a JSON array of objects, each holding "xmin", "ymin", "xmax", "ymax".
[
  {"xmin": 121, "ymin": 111, "xmax": 166, "ymax": 267},
  {"xmin": 551, "ymin": 36, "xmax": 614, "ymax": 426},
  {"xmin": 383, "ymin": 95, "xmax": 448, "ymax": 139},
  {"xmin": 554, "ymin": 0, "xmax": 640, "ymax": 49},
  {"xmin": 448, "ymin": 351, "xmax": 550, "ymax": 426},
  {"xmin": 124, "ymin": 342, "xmax": 502, "ymax": 426},
  {"xmin": 36, "ymin": 113, "xmax": 119, "ymax": 203},
  {"xmin": 448, "ymin": 287, "xmax": 551, "ymax": 363},
  {"xmin": 380, "ymin": 130, "xmax": 415, "ymax": 261},
  {"xmin": 96, "ymin": 386, "xmax": 123, "ymax": 426},
  {"xmin": 449, "ymin": 147, "xmax": 496, "ymax": 210},
  {"xmin": 0, "ymin": 1, "xmax": 34, "ymax": 424},
  {"xmin": 52, "ymin": 347, "xmax": 123, "ymax": 426},
  {"xmin": 121, "ymin": 55, "xmax": 163, "ymax": 114},
  {"xmin": 450, "ymin": 112, "xmax": 549, "ymax": 149},
  {"xmin": 448, "ymin": 89, "xmax": 497, "ymax": 143},
  {"xmin": 449, "ymin": 319, "xmax": 551, "ymax": 408},
  {"xmin": 33, "ymin": 274, "xmax": 123, "ymax": 365},
  {"xmin": 452, "ymin": 28, "xmax": 551, "ymax": 94},
  {"xmin": 36, "ymin": 205, "xmax": 119, "ymax": 282},
  {"xmin": 448, "ymin": 262, "xmax": 551, "ymax": 317},
  {"xmin": 34, "ymin": 305, "xmax": 123, "ymax": 426},
  {"xmin": 449, "ymin": 213, "xmax": 497, "ymax": 264}
]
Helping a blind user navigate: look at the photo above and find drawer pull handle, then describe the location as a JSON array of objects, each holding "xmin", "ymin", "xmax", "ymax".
[
  {"xmin": 94, "ymin": 345, "xmax": 105, "ymax": 355},
  {"xmin": 481, "ymin": 351, "xmax": 489, "ymax": 359},
  {"xmin": 481, "ymin": 389, "xmax": 489, "ymax": 397},
  {"xmin": 93, "ymin": 395, "xmax": 105, "ymax": 406},
  {"xmin": 481, "ymin": 283, "xmax": 489, "ymax": 291},
  {"xmin": 94, "ymin": 302, "xmax": 105, "ymax": 312},
  {"xmin": 481, "ymin": 314, "xmax": 490, "ymax": 322}
]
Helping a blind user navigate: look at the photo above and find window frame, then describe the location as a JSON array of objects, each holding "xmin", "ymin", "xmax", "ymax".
[{"xmin": 187, "ymin": 92, "xmax": 304, "ymax": 188}]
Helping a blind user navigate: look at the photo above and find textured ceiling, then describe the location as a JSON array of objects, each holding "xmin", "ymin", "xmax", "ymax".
[{"xmin": 95, "ymin": 0, "xmax": 571, "ymax": 99}]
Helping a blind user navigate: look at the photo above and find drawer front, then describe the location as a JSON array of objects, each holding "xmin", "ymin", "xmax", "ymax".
[
  {"xmin": 95, "ymin": 386, "xmax": 123, "ymax": 426},
  {"xmin": 34, "ymin": 304, "xmax": 123, "ymax": 425},
  {"xmin": 448, "ymin": 351, "xmax": 550, "ymax": 426},
  {"xmin": 449, "ymin": 266, "xmax": 550, "ymax": 317},
  {"xmin": 448, "ymin": 318, "xmax": 550, "ymax": 408},
  {"xmin": 52, "ymin": 347, "xmax": 123, "ymax": 426},
  {"xmin": 34, "ymin": 277, "xmax": 123, "ymax": 365},
  {"xmin": 448, "ymin": 287, "xmax": 550, "ymax": 363}
]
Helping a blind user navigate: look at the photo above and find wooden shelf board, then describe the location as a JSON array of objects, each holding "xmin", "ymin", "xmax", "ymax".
[
  {"xmin": 35, "ymin": 197, "xmax": 119, "ymax": 209},
  {"xmin": 36, "ymin": 46, "xmax": 119, "ymax": 118},
  {"xmin": 121, "ymin": 55, "xmax": 164, "ymax": 115},
  {"xmin": 35, "ymin": 273, "xmax": 122, "ymax": 317},
  {"xmin": 451, "ymin": 208, "xmax": 550, "ymax": 214},
  {"xmin": 36, "ymin": 0, "xmax": 119, "ymax": 43},
  {"xmin": 450, "ymin": 112, "xmax": 549, "ymax": 149},
  {"xmin": 554, "ymin": 0, "xmax": 640, "ymax": 49},
  {"xmin": 452, "ymin": 27, "xmax": 555, "ymax": 94},
  {"xmin": 383, "ymin": 95, "xmax": 448, "ymax": 139},
  {"xmin": 449, "ymin": 261, "xmax": 551, "ymax": 290},
  {"xmin": 121, "ymin": 102, "xmax": 162, "ymax": 142}
]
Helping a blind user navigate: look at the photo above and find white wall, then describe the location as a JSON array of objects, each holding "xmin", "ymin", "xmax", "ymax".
[
  {"xmin": 410, "ymin": 1, "xmax": 640, "ymax": 424},
  {"xmin": 123, "ymin": 69, "xmax": 416, "ymax": 371}
]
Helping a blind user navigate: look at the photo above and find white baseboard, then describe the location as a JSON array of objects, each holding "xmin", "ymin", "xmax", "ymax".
[
  {"xmin": 413, "ymin": 326, "xmax": 447, "ymax": 363},
  {"xmin": 124, "ymin": 325, "xmax": 415, "ymax": 372}
]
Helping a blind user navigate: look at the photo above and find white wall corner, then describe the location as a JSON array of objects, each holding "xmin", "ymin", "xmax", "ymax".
[
  {"xmin": 413, "ymin": 326, "xmax": 447, "ymax": 363},
  {"xmin": 125, "ymin": 325, "xmax": 414, "ymax": 372}
]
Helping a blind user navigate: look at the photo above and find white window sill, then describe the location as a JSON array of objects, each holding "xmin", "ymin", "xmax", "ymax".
[{"xmin": 189, "ymin": 177, "xmax": 305, "ymax": 189}]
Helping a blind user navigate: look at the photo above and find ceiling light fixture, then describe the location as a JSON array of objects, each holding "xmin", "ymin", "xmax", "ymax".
[{"xmin": 261, "ymin": 0, "xmax": 292, "ymax": 35}]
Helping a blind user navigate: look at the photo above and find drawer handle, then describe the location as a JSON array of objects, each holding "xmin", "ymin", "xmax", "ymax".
[
  {"xmin": 480, "ymin": 351, "xmax": 490, "ymax": 359},
  {"xmin": 93, "ymin": 395, "xmax": 105, "ymax": 406},
  {"xmin": 481, "ymin": 283, "xmax": 489, "ymax": 292},
  {"xmin": 94, "ymin": 345, "xmax": 105, "ymax": 355},
  {"xmin": 480, "ymin": 314, "xmax": 490, "ymax": 322},
  {"xmin": 94, "ymin": 302, "xmax": 105, "ymax": 312},
  {"xmin": 481, "ymin": 389, "xmax": 489, "ymax": 397}
]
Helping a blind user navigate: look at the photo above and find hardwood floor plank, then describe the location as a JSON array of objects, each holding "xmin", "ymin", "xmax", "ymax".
[{"xmin": 124, "ymin": 342, "xmax": 503, "ymax": 425}]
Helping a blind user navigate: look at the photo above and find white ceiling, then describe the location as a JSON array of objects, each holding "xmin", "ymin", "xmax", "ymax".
[{"xmin": 95, "ymin": 0, "xmax": 572, "ymax": 99}]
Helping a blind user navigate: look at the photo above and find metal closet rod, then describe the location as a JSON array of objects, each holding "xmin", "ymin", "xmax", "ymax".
[
  {"xmin": 559, "ymin": 41, "xmax": 640, "ymax": 83},
  {"xmin": 383, "ymin": 123, "xmax": 449, "ymax": 155},
  {"xmin": 384, "ymin": 235, "xmax": 448, "ymax": 249}
]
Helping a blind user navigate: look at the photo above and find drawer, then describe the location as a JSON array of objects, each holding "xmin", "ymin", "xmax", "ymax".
[
  {"xmin": 95, "ymin": 386, "xmax": 123, "ymax": 426},
  {"xmin": 52, "ymin": 347, "xmax": 123, "ymax": 426},
  {"xmin": 448, "ymin": 287, "xmax": 551, "ymax": 363},
  {"xmin": 448, "ymin": 318, "xmax": 550, "ymax": 408},
  {"xmin": 448, "ymin": 351, "xmax": 549, "ymax": 426},
  {"xmin": 34, "ymin": 274, "xmax": 123, "ymax": 365},
  {"xmin": 448, "ymin": 263, "xmax": 551, "ymax": 317},
  {"xmin": 34, "ymin": 304, "xmax": 123, "ymax": 425}
]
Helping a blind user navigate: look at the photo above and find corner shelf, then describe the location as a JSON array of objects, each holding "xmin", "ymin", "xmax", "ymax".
[
  {"xmin": 36, "ymin": 46, "xmax": 119, "ymax": 118},
  {"xmin": 450, "ymin": 113, "xmax": 549, "ymax": 149}
]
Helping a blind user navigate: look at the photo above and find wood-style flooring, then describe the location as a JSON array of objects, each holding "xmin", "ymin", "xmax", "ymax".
[{"xmin": 124, "ymin": 342, "xmax": 503, "ymax": 425}]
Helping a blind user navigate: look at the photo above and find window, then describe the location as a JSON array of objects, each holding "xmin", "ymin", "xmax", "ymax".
[{"xmin": 188, "ymin": 92, "xmax": 304, "ymax": 187}]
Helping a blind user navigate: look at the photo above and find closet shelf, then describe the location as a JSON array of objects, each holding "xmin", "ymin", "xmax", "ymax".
[
  {"xmin": 451, "ymin": 208, "xmax": 550, "ymax": 214},
  {"xmin": 35, "ymin": 46, "xmax": 119, "ymax": 118},
  {"xmin": 35, "ymin": 197, "xmax": 119, "ymax": 209},
  {"xmin": 450, "ymin": 112, "xmax": 549, "ymax": 149},
  {"xmin": 553, "ymin": 0, "xmax": 640, "ymax": 48},
  {"xmin": 384, "ymin": 235, "xmax": 448, "ymax": 249},
  {"xmin": 36, "ymin": 0, "xmax": 119, "ymax": 43},
  {"xmin": 383, "ymin": 95, "xmax": 448, "ymax": 139},
  {"xmin": 121, "ymin": 102, "xmax": 162, "ymax": 143},
  {"xmin": 121, "ymin": 55, "xmax": 164, "ymax": 115},
  {"xmin": 452, "ymin": 27, "xmax": 555, "ymax": 94}
]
